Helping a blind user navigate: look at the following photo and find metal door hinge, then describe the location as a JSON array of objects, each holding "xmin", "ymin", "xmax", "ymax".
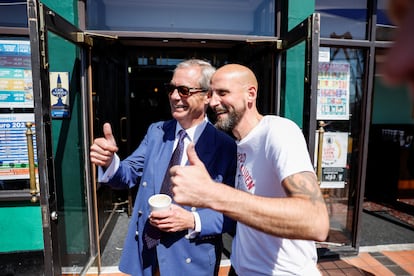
[{"xmin": 75, "ymin": 32, "xmax": 94, "ymax": 47}]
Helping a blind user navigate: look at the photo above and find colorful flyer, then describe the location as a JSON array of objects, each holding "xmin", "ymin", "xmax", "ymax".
[
  {"xmin": 0, "ymin": 113, "xmax": 37, "ymax": 180},
  {"xmin": 317, "ymin": 62, "xmax": 350, "ymax": 120}
]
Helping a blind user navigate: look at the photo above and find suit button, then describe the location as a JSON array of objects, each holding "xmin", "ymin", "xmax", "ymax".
[
  {"xmin": 191, "ymin": 207, "xmax": 197, "ymax": 212},
  {"xmin": 185, "ymin": 258, "xmax": 191, "ymax": 264},
  {"xmin": 142, "ymin": 181, "xmax": 147, "ymax": 187}
]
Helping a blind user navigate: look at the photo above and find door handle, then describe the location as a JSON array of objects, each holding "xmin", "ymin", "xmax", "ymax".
[
  {"xmin": 25, "ymin": 122, "xmax": 39, "ymax": 203},
  {"xmin": 316, "ymin": 121, "xmax": 325, "ymax": 184},
  {"xmin": 120, "ymin": 117, "xmax": 127, "ymax": 143},
  {"xmin": 50, "ymin": 211, "xmax": 58, "ymax": 221}
]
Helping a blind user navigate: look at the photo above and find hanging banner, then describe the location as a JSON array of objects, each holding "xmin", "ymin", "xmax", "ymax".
[
  {"xmin": 50, "ymin": 72, "xmax": 70, "ymax": 118},
  {"xmin": 0, "ymin": 39, "xmax": 33, "ymax": 108},
  {"xmin": 317, "ymin": 62, "xmax": 350, "ymax": 120},
  {"xmin": 0, "ymin": 113, "xmax": 37, "ymax": 180},
  {"xmin": 315, "ymin": 132, "xmax": 348, "ymax": 188}
]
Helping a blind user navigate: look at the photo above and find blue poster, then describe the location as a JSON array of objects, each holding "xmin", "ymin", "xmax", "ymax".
[
  {"xmin": 0, "ymin": 114, "xmax": 37, "ymax": 180},
  {"xmin": 0, "ymin": 40, "xmax": 33, "ymax": 108}
]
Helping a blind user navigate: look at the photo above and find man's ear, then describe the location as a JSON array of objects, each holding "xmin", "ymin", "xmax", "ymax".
[{"xmin": 247, "ymin": 86, "xmax": 257, "ymax": 102}]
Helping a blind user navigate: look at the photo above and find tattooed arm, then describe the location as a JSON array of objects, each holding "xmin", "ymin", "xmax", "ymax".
[
  {"xmin": 217, "ymin": 171, "xmax": 329, "ymax": 241},
  {"xmin": 172, "ymin": 153, "xmax": 329, "ymax": 241}
]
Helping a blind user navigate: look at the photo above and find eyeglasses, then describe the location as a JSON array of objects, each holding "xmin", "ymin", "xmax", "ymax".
[{"xmin": 164, "ymin": 84, "xmax": 208, "ymax": 97}]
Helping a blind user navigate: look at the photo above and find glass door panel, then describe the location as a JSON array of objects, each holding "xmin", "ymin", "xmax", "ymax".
[
  {"xmin": 279, "ymin": 13, "xmax": 367, "ymax": 255},
  {"xmin": 316, "ymin": 46, "xmax": 367, "ymax": 251}
]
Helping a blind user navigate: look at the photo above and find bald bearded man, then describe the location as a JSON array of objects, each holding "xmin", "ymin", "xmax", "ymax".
[{"xmin": 171, "ymin": 64, "xmax": 329, "ymax": 275}]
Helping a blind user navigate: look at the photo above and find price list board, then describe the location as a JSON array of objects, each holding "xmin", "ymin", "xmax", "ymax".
[{"xmin": 0, "ymin": 39, "xmax": 33, "ymax": 108}]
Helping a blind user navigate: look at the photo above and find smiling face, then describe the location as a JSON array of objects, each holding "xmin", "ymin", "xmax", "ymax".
[
  {"xmin": 209, "ymin": 73, "xmax": 246, "ymax": 133},
  {"xmin": 169, "ymin": 66, "xmax": 210, "ymax": 129},
  {"xmin": 209, "ymin": 64, "xmax": 260, "ymax": 140}
]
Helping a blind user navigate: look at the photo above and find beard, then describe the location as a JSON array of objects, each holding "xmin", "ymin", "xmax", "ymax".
[{"xmin": 214, "ymin": 106, "xmax": 244, "ymax": 132}]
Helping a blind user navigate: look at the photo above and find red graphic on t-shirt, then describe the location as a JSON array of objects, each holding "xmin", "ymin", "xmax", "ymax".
[
  {"xmin": 237, "ymin": 152, "xmax": 255, "ymax": 190},
  {"xmin": 240, "ymin": 164, "xmax": 255, "ymax": 190}
]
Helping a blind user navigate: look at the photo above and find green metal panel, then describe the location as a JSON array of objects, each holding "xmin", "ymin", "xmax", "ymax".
[
  {"xmin": 42, "ymin": 0, "xmax": 89, "ymax": 254},
  {"xmin": 284, "ymin": 43, "xmax": 306, "ymax": 127},
  {"xmin": 284, "ymin": 0, "xmax": 315, "ymax": 127},
  {"xmin": 288, "ymin": 0, "xmax": 314, "ymax": 30},
  {"xmin": 0, "ymin": 205, "xmax": 43, "ymax": 251},
  {"xmin": 47, "ymin": 29, "xmax": 89, "ymax": 254},
  {"xmin": 41, "ymin": 0, "xmax": 78, "ymax": 26}
]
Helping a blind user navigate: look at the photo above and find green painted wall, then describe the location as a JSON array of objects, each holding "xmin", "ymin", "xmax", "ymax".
[
  {"xmin": 283, "ymin": 1, "xmax": 315, "ymax": 127},
  {"xmin": 0, "ymin": 204, "xmax": 43, "ymax": 252}
]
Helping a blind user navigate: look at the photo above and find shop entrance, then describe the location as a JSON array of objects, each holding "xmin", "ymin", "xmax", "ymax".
[
  {"xmin": 91, "ymin": 41, "xmax": 276, "ymax": 158},
  {"xmin": 27, "ymin": 3, "xmax": 368, "ymax": 272},
  {"xmin": 90, "ymin": 40, "xmax": 277, "ymax": 267}
]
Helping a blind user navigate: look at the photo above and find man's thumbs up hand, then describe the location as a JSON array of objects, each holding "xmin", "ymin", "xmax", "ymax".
[
  {"xmin": 90, "ymin": 123, "xmax": 119, "ymax": 168},
  {"xmin": 186, "ymin": 142, "xmax": 204, "ymax": 167},
  {"xmin": 103, "ymin": 123, "xmax": 117, "ymax": 148},
  {"xmin": 170, "ymin": 143, "xmax": 214, "ymax": 208}
]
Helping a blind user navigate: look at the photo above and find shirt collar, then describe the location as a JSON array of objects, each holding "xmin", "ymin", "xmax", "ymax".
[{"xmin": 176, "ymin": 117, "xmax": 208, "ymax": 144}]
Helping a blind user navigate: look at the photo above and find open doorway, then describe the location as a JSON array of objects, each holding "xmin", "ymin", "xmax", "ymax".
[{"xmin": 90, "ymin": 39, "xmax": 276, "ymax": 267}]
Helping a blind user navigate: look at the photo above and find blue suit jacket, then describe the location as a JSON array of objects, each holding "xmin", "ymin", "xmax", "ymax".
[{"xmin": 105, "ymin": 119, "xmax": 237, "ymax": 276}]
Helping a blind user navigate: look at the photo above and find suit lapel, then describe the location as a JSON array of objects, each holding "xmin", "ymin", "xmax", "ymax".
[
  {"xmin": 195, "ymin": 123, "xmax": 216, "ymax": 168},
  {"xmin": 153, "ymin": 120, "xmax": 176, "ymax": 193},
  {"xmin": 153, "ymin": 121, "xmax": 216, "ymax": 193}
]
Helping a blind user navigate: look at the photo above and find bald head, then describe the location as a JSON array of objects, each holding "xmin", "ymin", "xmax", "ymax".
[
  {"xmin": 209, "ymin": 64, "xmax": 262, "ymax": 139},
  {"xmin": 213, "ymin": 64, "xmax": 258, "ymax": 90}
]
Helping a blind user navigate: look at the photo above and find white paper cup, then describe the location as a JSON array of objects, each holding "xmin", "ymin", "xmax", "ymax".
[{"xmin": 148, "ymin": 194, "xmax": 172, "ymax": 211}]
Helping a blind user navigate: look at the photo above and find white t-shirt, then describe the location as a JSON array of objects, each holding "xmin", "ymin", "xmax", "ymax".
[{"xmin": 231, "ymin": 115, "xmax": 320, "ymax": 276}]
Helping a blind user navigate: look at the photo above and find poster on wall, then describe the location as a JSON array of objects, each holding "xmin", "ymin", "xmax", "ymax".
[
  {"xmin": 0, "ymin": 113, "xmax": 37, "ymax": 180},
  {"xmin": 0, "ymin": 39, "xmax": 33, "ymax": 108},
  {"xmin": 50, "ymin": 72, "xmax": 70, "ymax": 118},
  {"xmin": 317, "ymin": 62, "xmax": 350, "ymax": 120},
  {"xmin": 315, "ymin": 132, "xmax": 348, "ymax": 188}
]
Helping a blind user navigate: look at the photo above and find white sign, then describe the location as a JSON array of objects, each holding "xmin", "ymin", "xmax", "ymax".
[{"xmin": 315, "ymin": 132, "xmax": 349, "ymax": 188}]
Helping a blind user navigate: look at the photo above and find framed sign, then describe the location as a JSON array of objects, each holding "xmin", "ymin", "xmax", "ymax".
[
  {"xmin": 315, "ymin": 132, "xmax": 349, "ymax": 188},
  {"xmin": 50, "ymin": 72, "xmax": 70, "ymax": 118},
  {"xmin": 0, "ymin": 39, "xmax": 33, "ymax": 108},
  {"xmin": 0, "ymin": 113, "xmax": 37, "ymax": 180}
]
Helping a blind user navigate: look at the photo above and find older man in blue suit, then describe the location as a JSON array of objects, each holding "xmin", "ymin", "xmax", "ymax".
[{"xmin": 90, "ymin": 59, "xmax": 237, "ymax": 276}]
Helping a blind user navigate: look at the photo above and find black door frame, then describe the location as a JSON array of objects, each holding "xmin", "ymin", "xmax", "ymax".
[
  {"xmin": 278, "ymin": 13, "xmax": 320, "ymax": 163},
  {"xmin": 27, "ymin": 1, "xmax": 98, "ymax": 274}
]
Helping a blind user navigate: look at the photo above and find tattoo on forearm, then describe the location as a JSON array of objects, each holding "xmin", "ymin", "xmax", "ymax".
[{"xmin": 283, "ymin": 173, "xmax": 324, "ymax": 204}]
